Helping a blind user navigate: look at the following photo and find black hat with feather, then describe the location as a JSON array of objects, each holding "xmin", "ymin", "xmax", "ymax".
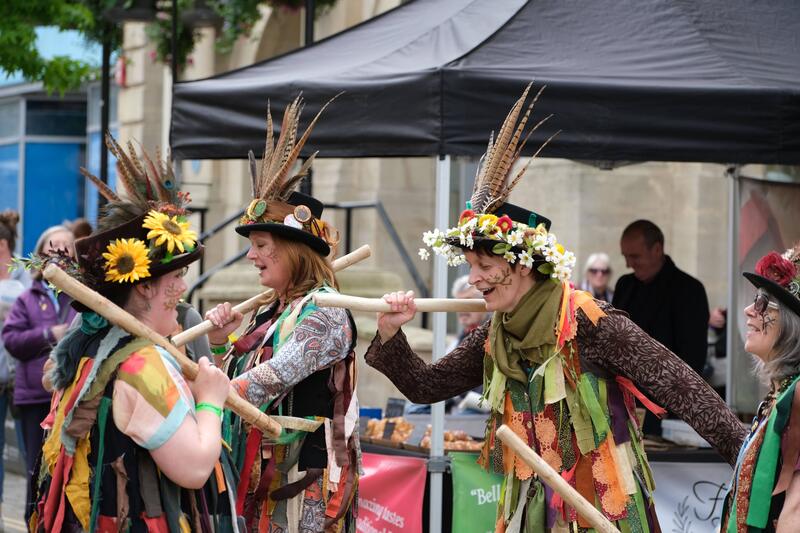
[{"xmin": 236, "ymin": 96, "xmax": 338, "ymax": 257}]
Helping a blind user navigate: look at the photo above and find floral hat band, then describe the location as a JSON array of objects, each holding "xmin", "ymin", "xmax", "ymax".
[{"xmin": 419, "ymin": 202, "xmax": 576, "ymax": 282}]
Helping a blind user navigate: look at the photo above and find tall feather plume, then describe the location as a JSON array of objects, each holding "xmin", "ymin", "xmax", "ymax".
[
  {"xmin": 252, "ymin": 93, "xmax": 338, "ymax": 204},
  {"xmin": 248, "ymin": 150, "xmax": 258, "ymax": 197},
  {"xmin": 468, "ymin": 83, "xmax": 556, "ymax": 214},
  {"xmin": 79, "ymin": 167, "xmax": 120, "ymax": 202},
  {"xmin": 83, "ymin": 134, "xmax": 186, "ymax": 212},
  {"xmin": 106, "ymin": 134, "xmax": 146, "ymax": 205}
]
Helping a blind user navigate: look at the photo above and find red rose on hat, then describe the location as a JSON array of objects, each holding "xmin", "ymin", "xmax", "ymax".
[
  {"xmin": 496, "ymin": 215, "xmax": 513, "ymax": 233},
  {"xmin": 755, "ymin": 252, "xmax": 797, "ymax": 287}
]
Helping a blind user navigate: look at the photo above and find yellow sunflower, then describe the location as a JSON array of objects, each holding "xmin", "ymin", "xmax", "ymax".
[
  {"xmin": 142, "ymin": 210, "xmax": 198, "ymax": 254},
  {"xmin": 102, "ymin": 239, "xmax": 151, "ymax": 283}
]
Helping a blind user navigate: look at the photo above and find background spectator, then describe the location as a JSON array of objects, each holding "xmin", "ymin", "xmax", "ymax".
[
  {"xmin": 613, "ymin": 219, "xmax": 710, "ymax": 436},
  {"xmin": 579, "ymin": 252, "xmax": 614, "ymax": 302},
  {"xmin": 1, "ymin": 225, "xmax": 78, "ymax": 514}
]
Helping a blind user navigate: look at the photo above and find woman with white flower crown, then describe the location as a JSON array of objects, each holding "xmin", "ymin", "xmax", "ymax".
[{"xmin": 366, "ymin": 85, "xmax": 747, "ymax": 532}]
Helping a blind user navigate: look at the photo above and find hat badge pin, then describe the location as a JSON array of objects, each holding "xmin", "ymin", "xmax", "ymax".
[{"xmin": 283, "ymin": 205, "xmax": 311, "ymax": 229}]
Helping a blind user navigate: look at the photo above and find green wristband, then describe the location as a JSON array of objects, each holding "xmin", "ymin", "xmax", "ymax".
[
  {"xmin": 196, "ymin": 402, "xmax": 223, "ymax": 418},
  {"xmin": 210, "ymin": 343, "xmax": 230, "ymax": 355}
]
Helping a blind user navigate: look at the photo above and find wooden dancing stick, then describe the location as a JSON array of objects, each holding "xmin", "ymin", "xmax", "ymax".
[
  {"xmin": 171, "ymin": 244, "xmax": 372, "ymax": 347},
  {"xmin": 43, "ymin": 264, "xmax": 282, "ymax": 438},
  {"xmin": 312, "ymin": 293, "xmax": 487, "ymax": 313},
  {"xmin": 496, "ymin": 425, "xmax": 621, "ymax": 533}
]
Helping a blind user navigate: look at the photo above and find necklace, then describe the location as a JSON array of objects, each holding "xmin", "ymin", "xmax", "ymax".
[{"xmin": 751, "ymin": 373, "xmax": 800, "ymax": 433}]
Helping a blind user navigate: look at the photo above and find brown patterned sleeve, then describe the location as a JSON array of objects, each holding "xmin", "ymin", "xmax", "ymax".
[
  {"xmin": 577, "ymin": 304, "xmax": 747, "ymax": 466},
  {"xmin": 364, "ymin": 322, "xmax": 488, "ymax": 404}
]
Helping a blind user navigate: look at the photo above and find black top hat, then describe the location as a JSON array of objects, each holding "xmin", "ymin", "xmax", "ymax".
[
  {"xmin": 72, "ymin": 212, "xmax": 203, "ymax": 312},
  {"xmin": 235, "ymin": 191, "xmax": 330, "ymax": 256},
  {"xmin": 446, "ymin": 202, "xmax": 552, "ymax": 251},
  {"xmin": 495, "ymin": 202, "xmax": 551, "ymax": 231},
  {"xmin": 743, "ymin": 250, "xmax": 800, "ymax": 317}
]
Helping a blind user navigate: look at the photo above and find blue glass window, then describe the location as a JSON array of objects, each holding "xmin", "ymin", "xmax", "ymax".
[
  {"xmin": 22, "ymin": 142, "xmax": 84, "ymax": 254},
  {"xmin": 0, "ymin": 144, "xmax": 19, "ymax": 212}
]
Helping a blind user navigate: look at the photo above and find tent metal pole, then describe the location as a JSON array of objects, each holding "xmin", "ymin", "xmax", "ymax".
[
  {"xmin": 725, "ymin": 165, "xmax": 741, "ymax": 407},
  {"xmin": 430, "ymin": 154, "xmax": 451, "ymax": 533}
]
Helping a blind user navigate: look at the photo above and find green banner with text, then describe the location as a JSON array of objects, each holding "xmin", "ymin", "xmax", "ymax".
[{"xmin": 450, "ymin": 452, "xmax": 504, "ymax": 533}]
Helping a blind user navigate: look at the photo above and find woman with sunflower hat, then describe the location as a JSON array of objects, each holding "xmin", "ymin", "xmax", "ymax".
[
  {"xmin": 28, "ymin": 137, "xmax": 239, "ymax": 532},
  {"xmin": 367, "ymin": 85, "xmax": 747, "ymax": 532},
  {"xmin": 203, "ymin": 96, "xmax": 360, "ymax": 532},
  {"xmin": 720, "ymin": 245, "xmax": 800, "ymax": 532}
]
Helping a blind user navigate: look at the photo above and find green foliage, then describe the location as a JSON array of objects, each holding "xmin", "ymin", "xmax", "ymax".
[
  {"xmin": 0, "ymin": 0, "xmax": 340, "ymax": 93},
  {"xmin": 0, "ymin": 0, "xmax": 120, "ymax": 94}
]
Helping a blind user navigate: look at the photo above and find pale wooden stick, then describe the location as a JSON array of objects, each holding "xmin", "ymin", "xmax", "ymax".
[
  {"xmin": 171, "ymin": 244, "xmax": 372, "ymax": 347},
  {"xmin": 313, "ymin": 293, "xmax": 487, "ymax": 313},
  {"xmin": 43, "ymin": 264, "xmax": 282, "ymax": 438},
  {"xmin": 496, "ymin": 425, "xmax": 621, "ymax": 533}
]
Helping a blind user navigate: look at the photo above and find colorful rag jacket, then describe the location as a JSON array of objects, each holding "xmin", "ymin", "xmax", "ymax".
[
  {"xmin": 721, "ymin": 374, "xmax": 800, "ymax": 533},
  {"xmin": 365, "ymin": 284, "xmax": 748, "ymax": 533},
  {"xmin": 224, "ymin": 286, "xmax": 360, "ymax": 533},
  {"xmin": 477, "ymin": 284, "xmax": 664, "ymax": 532},
  {"xmin": 32, "ymin": 328, "xmax": 240, "ymax": 533}
]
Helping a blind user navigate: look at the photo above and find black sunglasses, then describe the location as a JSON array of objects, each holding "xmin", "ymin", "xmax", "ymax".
[
  {"xmin": 753, "ymin": 289, "xmax": 779, "ymax": 315},
  {"xmin": 588, "ymin": 268, "xmax": 610, "ymax": 275}
]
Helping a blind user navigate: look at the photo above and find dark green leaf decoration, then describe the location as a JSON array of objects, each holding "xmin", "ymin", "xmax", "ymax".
[{"xmin": 537, "ymin": 263, "xmax": 554, "ymax": 275}]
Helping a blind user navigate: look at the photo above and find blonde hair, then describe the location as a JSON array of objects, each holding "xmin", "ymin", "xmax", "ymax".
[{"xmin": 273, "ymin": 234, "xmax": 338, "ymax": 302}]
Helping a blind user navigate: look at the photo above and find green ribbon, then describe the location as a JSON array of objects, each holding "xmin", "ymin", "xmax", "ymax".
[
  {"xmin": 577, "ymin": 374, "xmax": 610, "ymax": 444},
  {"xmin": 745, "ymin": 379, "xmax": 799, "ymax": 528},
  {"xmin": 524, "ymin": 479, "xmax": 546, "ymax": 533}
]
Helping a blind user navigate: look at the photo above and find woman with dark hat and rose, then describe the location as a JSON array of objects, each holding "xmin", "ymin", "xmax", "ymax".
[
  {"xmin": 203, "ymin": 97, "xmax": 360, "ymax": 532},
  {"xmin": 29, "ymin": 140, "xmax": 238, "ymax": 532},
  {"xmin": 368, "ymin": 86, "xmax": 747, "ymax": 532},
  {"xmin": 720, "ymin": 246, "xmax": 800, "ymax": 532}
]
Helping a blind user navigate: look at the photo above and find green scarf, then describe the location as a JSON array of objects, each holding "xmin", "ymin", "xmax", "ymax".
[{"xmin": 489, "ymin": 280, "xmax": 563, "ymax": 384}]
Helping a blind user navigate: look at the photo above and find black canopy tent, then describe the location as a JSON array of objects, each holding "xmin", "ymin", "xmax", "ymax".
[{"xmin": 171, "ymin": 0, "xmax": 800, "ymax": 164}]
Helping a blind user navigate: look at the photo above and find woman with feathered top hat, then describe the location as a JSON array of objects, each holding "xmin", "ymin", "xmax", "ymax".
[
  {"xmin": 204, "ymin": 97, "xmax": 360, "ymax": 532},
  {"xmin": 367, "ymin": 85, "xmax": 747, "ymax": 532},
  {"xmin": 29, "ymin": 139, "xmax": 238, "ymax": 532}
]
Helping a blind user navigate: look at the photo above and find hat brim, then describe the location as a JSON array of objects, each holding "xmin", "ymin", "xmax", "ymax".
[
  {"xmin": 743, "ymin": 272, "xmax": 800, "ymax": 317},
  {"xmin": 71, "ymin": 246, "xmax": 204, "ymax": 313},
  {"xmin": 236, "ymin": 223, "xmax": 330, "ymax": 256}
]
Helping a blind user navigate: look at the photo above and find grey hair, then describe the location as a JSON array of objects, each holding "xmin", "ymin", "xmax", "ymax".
[
  {"xmin": 451, "ymin": 274, "xmax": 478, "ymax": 297},
  {"xmin": 754, "ymin": 300, "xmax": 800, "ymax": 385},
  {"xmin": 584, "ymin": 252, "xmax": 611, "ymax": 274}
]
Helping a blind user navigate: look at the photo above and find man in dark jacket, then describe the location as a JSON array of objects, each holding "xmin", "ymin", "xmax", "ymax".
[{"xmin": 613, "ymin": 220, "xmax": 710, "ymax": 436}]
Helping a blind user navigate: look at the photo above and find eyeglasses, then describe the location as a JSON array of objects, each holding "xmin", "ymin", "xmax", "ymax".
[
  {"xmin": 588, "ymin": 268, "xmax": 610, "ymax": 275},
  {"xmin": 753, "ymin": 289, "xmax": 779, "ymax": 314}
]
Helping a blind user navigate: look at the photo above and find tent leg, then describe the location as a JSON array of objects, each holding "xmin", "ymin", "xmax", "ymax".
[
  {"xmin": 430, "ymin": 155, "xmax": 451, "ymax": 533},
  {"xmin": 725, "ymin": 165, "xmax": 741, "ymax": 406}
]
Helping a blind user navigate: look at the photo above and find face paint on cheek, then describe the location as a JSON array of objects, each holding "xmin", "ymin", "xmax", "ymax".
[
  {"xmin": 163, "ymin": 281, "xmax": 183, "ymax": 311},
  {"xmin": 485, "ymin": 267, "xmax": 513, "ymax": 287},
  {"xmin": 265, "ymin": 245, "xmax": 280, "ymax": 266},
  {"xmin": 761, "ymin": 313, "xmax": 777, "ymax": 333}
]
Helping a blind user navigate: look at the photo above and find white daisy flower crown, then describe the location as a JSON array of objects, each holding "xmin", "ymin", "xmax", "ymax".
[{"xmin": 418, "ymin": 205, "xmax": 575, "ymax": 282}]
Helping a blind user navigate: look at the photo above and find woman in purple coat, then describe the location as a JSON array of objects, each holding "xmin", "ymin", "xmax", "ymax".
[{"xmin": 1, "ymin": 225, "xmax": 77, "ymax": 516}]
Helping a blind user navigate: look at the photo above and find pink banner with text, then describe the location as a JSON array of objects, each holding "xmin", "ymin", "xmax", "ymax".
[{"xmin": 357, "ymin": 453, "xmax": 427, "ymax": 533}]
